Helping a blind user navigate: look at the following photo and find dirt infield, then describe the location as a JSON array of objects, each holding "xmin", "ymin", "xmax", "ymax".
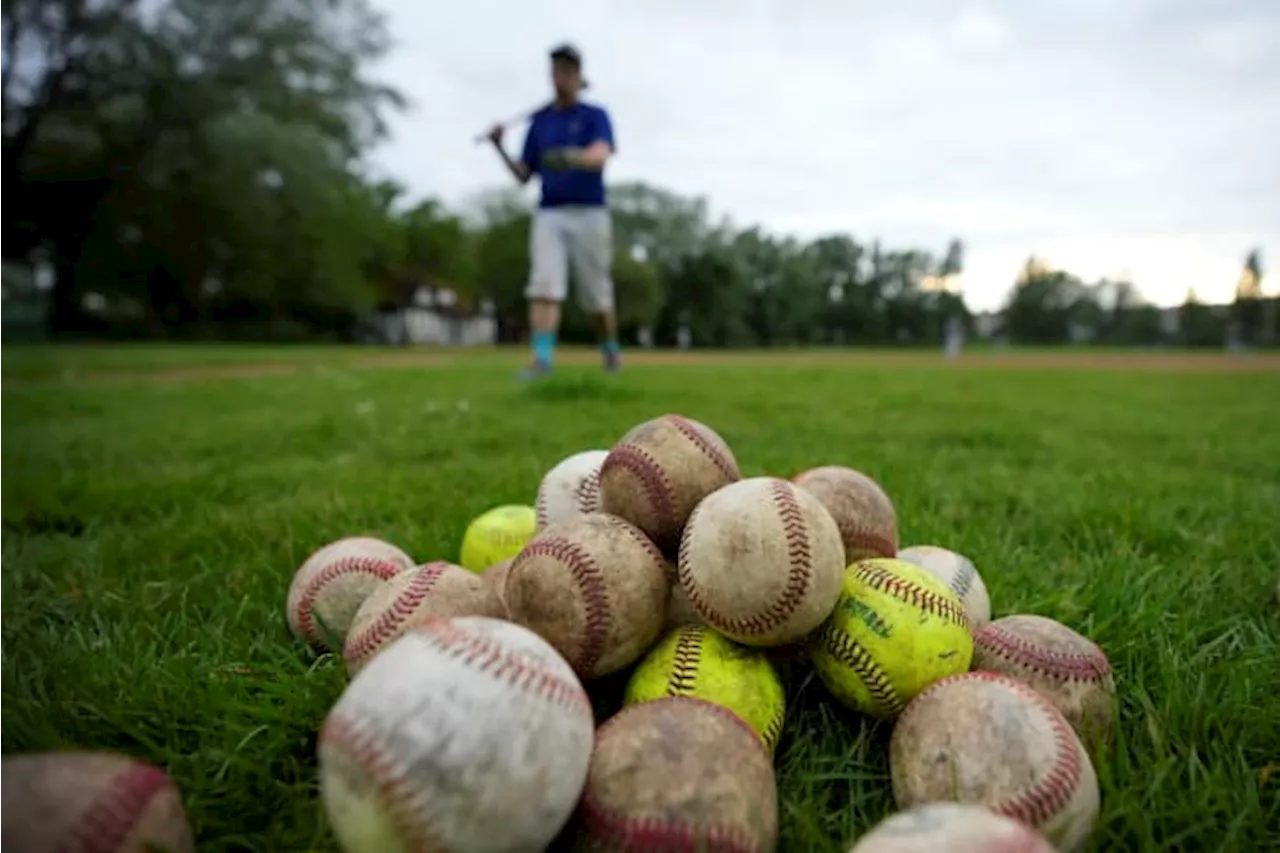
[{"xmin": 8, "ymin": 347, "xmax": 1280, "ymax": 386}]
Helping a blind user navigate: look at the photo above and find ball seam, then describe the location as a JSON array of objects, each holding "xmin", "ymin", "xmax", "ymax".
[
  {"xmin": 678, "ymin": 480, "xmax": 812, "ymax": 639},
  {"xmin": 320, "ymin": 714, "xmax": 443, "ymax": 852},
  {"xmin": 294, "ymin": 556, "xmax": 404, "ymax": 645},
  {"xmin": 853, "ymin": 561, "xmax": 969, "ymax": 630},
  {"xmin": 666, "ymin": 627, "xmax": 702, "ymax": 696},
  {"xmin": 602, "ymin": 444, "xmax": 678, "ymax": 538},
  {"xmin": 513, "ymin": 538, "xmax": 610, "ymax": 678},
  {"xmin": 817, "ymin": 620, "xmax": 906, "ymax": 716},
  {"xmin": 667, "ymin": 414, "xmax": 740, "ymax": 482},
  {"xmin": 413, "ymin": 618, "xmax": 593, "ymax": 714},
  {"xmin": 66, "ymin": 762, "xmax": 171, "ymax": 853},
  {"xmin": 975, "ymin": 623, "xmax": 1111, "ymax": 682},
  {"xmin": 343, "ymin": 563, "xmax": 449, "ymax": 670}
]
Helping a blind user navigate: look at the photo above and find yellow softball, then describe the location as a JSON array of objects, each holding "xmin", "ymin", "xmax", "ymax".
[
  {"xmin": 623, "ymin": 624, "xmax": 787, "ymax": 753},
  {"xmin": 811, "ymin": 558, "xmax": 973, "ymax": 720},
  {"xmin": 458, "ymin": 504, "xmax": 537, "ymax": 573}
]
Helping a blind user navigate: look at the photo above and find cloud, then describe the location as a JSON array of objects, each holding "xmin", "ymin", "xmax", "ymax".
[{"xmin": 366, "ymin": 0, "xmax": 1280, "ymax": 309}]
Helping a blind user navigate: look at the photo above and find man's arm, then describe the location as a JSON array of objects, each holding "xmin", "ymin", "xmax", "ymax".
[
  {"xmin": 570, "ymin": 107, "xmax": 615, "ymax": 171},
  {"xmin": 486, "ymin": 125, "xmax": 533, "ymax": 185}
]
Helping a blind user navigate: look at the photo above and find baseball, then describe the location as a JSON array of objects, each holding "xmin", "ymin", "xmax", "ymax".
[
  {"xmin": 846, "ymin": 803, "xmax": 1056, "ymax": 853},
  {"xmin": 678, "ymin": 477, "xmax": 845, "ymax": 647},
  {"xmin": 481, "ymin": 557, "xmax": 515, "ymax": 616},
  {"xmin": 623, "ymin": 624, "xmax": 787, "ymax": 753},
  {"xmin": 573, "ymin": 696, "xmax": 779, "ymax": 853},
  {"xmin": 896, "ymin": 545, "xmax": 991, "ymax": 627},
  {"xmin": 286, "ymin": 536, "xmax": 415, "ymax": 652},
  {"xmin": 1, "ymin": 750, "xmax": 195, "ymax": 853},
  {"xmin": 536, "ymin": 449, "xmax": 609, "ymax": 531},
  {"xmin": 459, "ymin": 504, "xmax": 537, "ymax": 572},
  {"xmin": 889, "ymin": 671, "xmax": 1100, "ymax": 853},
  {"xmin": 319, "ymin": 617, "xmax": 595, "ymax": 853},
  {"xmin": 504, "ymin": 512, "xmax": 670, "ymax": 678},
  {"xmin": 793, "ymin": 466, "xmax": 898, "ymax": 563},
  {"xmin": 973, "ymin": 614, "xmax": 1115, "ymax": 750},
  {"xmin": 598, "ymin": 414, "xmax": 741, "ymax": 553},
  {"xmin": 342, "ymin": 560, "xmax": 501, "ymax": 675},
  {"xmin": 811, "ymin": 558, "xmax": 973, "ymax": 719}
]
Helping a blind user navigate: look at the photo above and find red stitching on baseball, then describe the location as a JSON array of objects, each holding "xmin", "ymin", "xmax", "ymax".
[
  {"xmin": 65, "ymin": 762, "xmax": 171, "ymax": 853},
  {"xmin": 667, "ymin": 415, "xmax": 740, "ymax": 483},
  {"xmin": 411, "ymin": 618, "xmax": 593, "ymax": 714},
  {"xmin": 514, "ymin": 538, "xmax": 609, "ymax": 675},
  {"xmin": 600, "ymin": 513, "xmax": 666, "ymax": 566},
  {"xmin": 582, "ymin": 697, "xmax": 768, "ymax": 853},
  {"xmin": 667, "ymin": 627, "xmax": 702, "ymax": 696},
  {"xmin": 320, "ymin": 714, "xmax": 442, "ymax": 851},
  {"xmin": 840, "ymin": 525, "xmax": 897, "ymax": 559},
  {"xmin": 678, "ymin": 480, "xmax": 810, "ymax": 637},
  {"xmin": 535, "ymin": 483, "xmax": 550, "ymax": 529},
  {"xmin": 576, "ymin": 468, "xmax": 602, "ymax": 512},
  {"xmin": 344, "ymin": 562, "xmax": 451, "ymax": 669},
  {"xmin": 976, "ymin": 623, "xmax": 1111, "ymax": 682},
  {"xmin": 853, "ymin": 561, "xmax": 969, "ymax": 629},
  {"xmin": 578, "ymin": 799, "xmax": 760, "ymax": 853},
  {"xmin": 603, "ymin": 444, "xmax": 678, "ymax": 535},
  {"xmin": 902, "ymin": 672, "xmax": 1083, "ymax": 830},
  {"xmin": 295, "ymin": 556, "xmax": 404, "ymax": 644}
]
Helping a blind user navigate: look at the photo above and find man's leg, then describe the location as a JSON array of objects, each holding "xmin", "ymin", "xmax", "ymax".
[
  {"xmin": 567, "ymin": 208, "xmax": 621, "ymax": 371},
  {"xmin": 523, "ymin": 209, "xmax": 568, "ymax": 377}
]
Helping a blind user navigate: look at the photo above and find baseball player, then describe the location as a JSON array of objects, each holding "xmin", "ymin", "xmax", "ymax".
[{"xmin": 485, "ymin": 43, "xmax": 620, "ymax": 378}]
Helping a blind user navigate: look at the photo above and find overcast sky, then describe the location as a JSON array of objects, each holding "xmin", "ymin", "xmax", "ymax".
[{"xmin": 365, "ymin": 0, "xmax": 1279, "ymax": 311}]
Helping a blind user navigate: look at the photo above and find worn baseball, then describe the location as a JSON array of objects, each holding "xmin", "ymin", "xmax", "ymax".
[
  {"xmin": 897, "ymin": 545, "xmax": 991, "ymax": 628},
  {"xmin": 286, "ymin": 536, "xmax": 415, "ymax": 652},
  {"xmin": 793, "ymin": 466, "xmax": 898, "ymax": 563},
  {"xmin": 482, "ymin": 557, "xmax": 515, "ymax": 617},
  {"xmin": 1, "ymin": 751, "xmax": 195, "ymax": 853},
  {"xmin": 598, "ymin": 414, "xmax": 741, "ymax": 553},
  {"xmin": 846, "ymin": 803, "xmax": 1056, "ymax": 853},
  {"xmin": 974, "ymin": 614, "xmax": 1115, "ymax": 750},
  {"xmin": 342, "ymin": 561, "xmax": 501, "ymax": 675},
  {"xmin": 537, "ymin": 449, "xmax": 609, "ymax": 531},
  {"xmin": 811, "ymin": 558, "xmax": 973, "ymax": 719},
  {"xmin": 573, "ymin": 696, "xmax": 779, "ymax": 853},
  {"xmin": 890, "ymin": 671, "xmax": 1100, "ymax": 853},
  {"xmin": 678, "ymin": 477, "xmax": 845, "ymax": 647},
  {"xmin": 505, "ymin": 512, "xmax": 670, "ymax": 678},
  {"xmin": 319, "ymin": 617, "xmax": 595, "ymax": 852},
  {"xmin": 623, "ymin": 624, "xmax": 787, "ymax": 753}
]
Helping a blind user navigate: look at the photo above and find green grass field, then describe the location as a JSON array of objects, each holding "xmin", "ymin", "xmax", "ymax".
[{"xmin": 3, "ymin": 344, "xmax": 1279, "ymax": 852}]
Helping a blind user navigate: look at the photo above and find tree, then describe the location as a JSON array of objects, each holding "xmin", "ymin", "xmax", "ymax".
[{"xmin": 4, "ymin": 0, "xmax": 404, "ymax": 336}]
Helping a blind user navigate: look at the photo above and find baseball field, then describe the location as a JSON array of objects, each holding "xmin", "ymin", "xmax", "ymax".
[{"xmin": 3, "ymin": 343, "xmax": 1279, "ymax": 851}]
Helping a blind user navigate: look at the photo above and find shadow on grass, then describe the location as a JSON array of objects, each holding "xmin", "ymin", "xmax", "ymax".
[{"xmin": 516, "ymin": 372, "xmax": 645, "ymax": 405}]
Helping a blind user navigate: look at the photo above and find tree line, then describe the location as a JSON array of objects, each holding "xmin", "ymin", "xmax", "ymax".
[{"xmin": 4, "ymin": 0, "xmax": 1273, "ymax": 349}]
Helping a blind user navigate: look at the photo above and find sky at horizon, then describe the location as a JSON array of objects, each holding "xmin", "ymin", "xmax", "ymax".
[{"xmin": 365, "ymin": 0, "xmax": 1280, "ymax": 311}]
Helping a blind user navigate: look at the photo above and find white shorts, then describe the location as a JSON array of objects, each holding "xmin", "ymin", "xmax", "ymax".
[{"xmin": 526, "ymin": 206, "xmax": 615, "ymax": 313}]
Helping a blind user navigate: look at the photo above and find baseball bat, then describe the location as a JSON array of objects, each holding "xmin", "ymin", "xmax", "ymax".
[{"xmin": 473, "ymin": 83, "xmax": 590, "ymax": 144}]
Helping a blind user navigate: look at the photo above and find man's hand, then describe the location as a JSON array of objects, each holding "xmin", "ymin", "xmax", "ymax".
[{"xmin": 486, "ymin": 124, "xmax": 505, "ymax": 146}]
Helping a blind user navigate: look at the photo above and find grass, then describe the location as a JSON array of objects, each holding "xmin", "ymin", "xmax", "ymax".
[{"xmin": 3, "ymin": 344, "xmax": 1279, "ymax": 852}]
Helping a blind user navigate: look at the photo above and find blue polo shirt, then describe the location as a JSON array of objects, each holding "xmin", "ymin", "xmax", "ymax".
[{"xmin": 520, "ymin": 101, "xmax": 615, "ymax": 208}]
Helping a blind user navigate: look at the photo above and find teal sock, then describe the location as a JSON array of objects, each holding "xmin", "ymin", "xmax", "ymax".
[
  {"xmin": 602, "ymin": 338, "xmax": 620, "ymax": 356},
  {"xmin": 533, "ymin": 331, "xmax": 556, "ymax": 364}
]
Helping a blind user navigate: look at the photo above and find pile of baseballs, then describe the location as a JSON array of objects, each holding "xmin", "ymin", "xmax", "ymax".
[{"xmin": 0, "ymin": 412, "xmax": 1118, "ymax": 852}]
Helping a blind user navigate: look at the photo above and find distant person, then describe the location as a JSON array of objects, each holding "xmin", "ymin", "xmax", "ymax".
[{"xmin": 485, "ymin": 43, "xmax": 620, "ymax": 379}]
